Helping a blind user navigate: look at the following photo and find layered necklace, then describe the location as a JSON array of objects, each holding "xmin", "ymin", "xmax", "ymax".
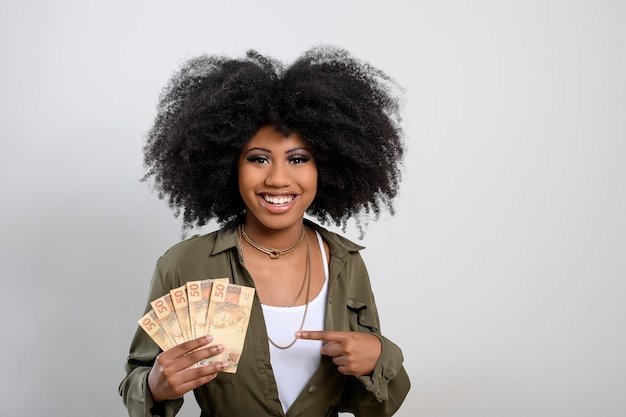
[
  {"xmin": 241, "ymin": 226, "xmax": 305, "ymax": 259},
  {"xmin": 238, "ymin": 225, "xmax": 312, "ymax": 349}
]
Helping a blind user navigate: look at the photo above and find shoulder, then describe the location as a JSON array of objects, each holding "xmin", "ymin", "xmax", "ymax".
[
  {"xmin": 156, "ymin": 227, "xmax": 238, "ymax": 270},
  {"xmin": 160, "ymin": 231, "xmax": 215, "ymax": 258}
]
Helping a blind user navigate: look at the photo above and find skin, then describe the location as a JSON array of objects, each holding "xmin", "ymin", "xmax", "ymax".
[
  {"xmin": 240, "ymin": 125, "xmax": 381, "ymax": 377},
  {"xmin": 148, "ymin": 125, "xmax": 382, "ymax": 402},
  {"xmin": 295, "ymin": 330, "xmax": 382, "ymax": 377},
  {"xmin": 148, "ymin": 336, "xmax": 228, "ymax": 402},
  {"xmin": 238, "ymin": 125, "xmax": 318, "ymax": 242},
  {"xmin": 237, "ymin": 125, "xmax": 324, "ymax": 307}
]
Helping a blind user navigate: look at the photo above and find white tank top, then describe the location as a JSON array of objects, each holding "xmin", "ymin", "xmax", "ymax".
[{"xmin": 261, "ymin": 231, "xmax": 329, "ymax": 413}]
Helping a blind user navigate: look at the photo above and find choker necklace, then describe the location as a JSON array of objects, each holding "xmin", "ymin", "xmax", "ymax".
[
  {"xmin": 267, "ymin": 231, "xmax": 312, "ymax": 349},
  {"xmin": 240, "ymin": 225, "xmax": 305, "ymax": 259}
]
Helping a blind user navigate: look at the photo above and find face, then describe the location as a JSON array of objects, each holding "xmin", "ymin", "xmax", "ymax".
[
  {"xmin": 238, "ymin": 125, "xmax": 317, "ymax": 233},
  {"xmin": 211, "ymin": 309, "xmax": 245, "ymax": 329}
]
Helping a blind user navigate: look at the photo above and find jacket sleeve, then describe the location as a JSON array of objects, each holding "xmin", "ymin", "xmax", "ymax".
[
  {"xmin": 337, "ymin": 251, "xmax": 411, "ymax": 416},
  {"xmin": 119, "ymin": 262, "xmax": 185, "ymax": 417},
  {"xmin": 342, "ymin": 335, "xmax": 411, "ymax": 416}
]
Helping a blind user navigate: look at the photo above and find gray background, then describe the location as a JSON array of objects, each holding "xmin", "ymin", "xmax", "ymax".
[{"xmin": 1, "ymin": 1, "xmax": 624, "ymax": 416}]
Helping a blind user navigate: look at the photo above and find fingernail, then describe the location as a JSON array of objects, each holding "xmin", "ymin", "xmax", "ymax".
[
  {"xmin": 295, "ymin": 331, "xmax": 303, "ymax": 337},
  {"xmin": 219, "ymin": 362, "xmax": 229, "ymax": 370},
  {"xmin": 216, "ymin": 344, "xmax": 224, "ymax": 351},
  {"xmin": 202, "ymin": 335, "xmax": 213, "ymax": 344}
]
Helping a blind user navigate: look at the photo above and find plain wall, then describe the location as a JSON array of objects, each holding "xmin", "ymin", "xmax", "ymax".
[{"xmin": 1, "ymin": 1, "xmax": 624, "ymax": 416}]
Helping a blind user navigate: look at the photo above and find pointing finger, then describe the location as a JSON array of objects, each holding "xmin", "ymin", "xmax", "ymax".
[{"xmin": 295, "ymin": 330, "xmax": 348, "ymax": 342}]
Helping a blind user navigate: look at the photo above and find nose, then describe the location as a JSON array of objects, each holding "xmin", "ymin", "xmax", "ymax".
[{"xmin": 264, "ymin": 162, "xmax": 291, "ymax": 187}]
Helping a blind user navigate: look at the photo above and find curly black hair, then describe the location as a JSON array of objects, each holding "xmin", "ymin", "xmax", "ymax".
[{"xmin": 143, "ymin": 45, "xmax": 405, "ymax": 235}]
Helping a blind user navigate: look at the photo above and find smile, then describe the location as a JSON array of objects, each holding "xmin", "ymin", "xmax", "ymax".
[{"xmin": 262, "ymin": 194, "xmax": 296, "ymax": 205}]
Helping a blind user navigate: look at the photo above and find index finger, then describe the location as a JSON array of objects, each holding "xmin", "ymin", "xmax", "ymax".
[
  {"xmin": 168, "ymin": 335, "xmax": 215, "ymax": 357},
  {"xmin": 295, "ymin": 330, "xmax": 349, "ymax": 342}
]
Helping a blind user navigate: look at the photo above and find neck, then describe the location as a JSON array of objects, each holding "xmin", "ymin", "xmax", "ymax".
[{"xmin": 241, "ymin": 220, "xmax": 305, "ymax": 250}]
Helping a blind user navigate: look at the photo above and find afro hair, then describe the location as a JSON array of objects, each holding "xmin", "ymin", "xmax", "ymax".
[{"xmin": 143, "ymin": 45, "xmax": 405, "ymax": 235}]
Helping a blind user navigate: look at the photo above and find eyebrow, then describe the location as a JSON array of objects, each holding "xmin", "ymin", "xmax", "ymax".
[{"xmin": 243, "ymin": 146, "xmax": 311, "ymax": 155}]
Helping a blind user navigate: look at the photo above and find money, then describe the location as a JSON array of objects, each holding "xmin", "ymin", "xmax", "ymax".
[
  {"xmin": 170, "ymin": 285, "xmax": 193, "ymax": 342},
  {"xmin": 205, "ymin": 282, "xmax": 255, "ymax": 373},
  {"xmin": 187, "ymin": 278, "xmax": 229, "ymax": 339},
  {"xmin": 138, "ymin": 310, "xmax": 174, "ymax": 351},
  {"xmin": 150, "ymin": 293, "xmax": 186, "ymax": 346},
  {"xmin": 139, "ymin": 278, "xmax": 254, "ymax": 374}
]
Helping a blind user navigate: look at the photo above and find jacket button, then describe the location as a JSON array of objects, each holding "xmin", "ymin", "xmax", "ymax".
[{"xmin": 307, "ymin": 384, "xmax": 316, "ymax": 393}]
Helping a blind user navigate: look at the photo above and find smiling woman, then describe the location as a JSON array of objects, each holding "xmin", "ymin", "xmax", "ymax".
[
  {"xmin": 140, "ymin": 46, "xmax": 404, "ymax": 236},
  {"xmin": 238, "ymin": 126, "xmax": 318, "ymax": 235},
  {"xmin": 120, "ymin": 45, "xmax": 410, "ymax": 417}
]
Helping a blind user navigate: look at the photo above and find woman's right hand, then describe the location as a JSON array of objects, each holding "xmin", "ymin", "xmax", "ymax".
[{"xmin": 148, "ymin": 335, "xmax": 228, "ymax": 402}]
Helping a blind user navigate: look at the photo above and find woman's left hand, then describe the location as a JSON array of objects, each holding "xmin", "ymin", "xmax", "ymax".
[{"xmin": 295, "ymin": 330, "xmax": 381, "ymax": 376}]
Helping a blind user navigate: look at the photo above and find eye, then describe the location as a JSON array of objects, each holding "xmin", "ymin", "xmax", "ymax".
[
  {"xmin": 245, "ymin": 154, "xmax": 270, "ymax": 164},
  {"xmin": 289, "ymin": 154, "xmax": 311, "ymax": 164}
]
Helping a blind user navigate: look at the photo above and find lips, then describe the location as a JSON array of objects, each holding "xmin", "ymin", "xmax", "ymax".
[{"xmin": 261, "ymin": 194, "xmax": 296, "ymax": 205}]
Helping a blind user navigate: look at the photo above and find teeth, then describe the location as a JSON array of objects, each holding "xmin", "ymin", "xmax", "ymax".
[{"xmin": 263, "ymin": 194, "xmax": 294, "ymax": 205}]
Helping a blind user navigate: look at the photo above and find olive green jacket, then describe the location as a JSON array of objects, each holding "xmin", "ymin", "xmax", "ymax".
[{"xmin": 119, "ymin": 221, "xmax": 410, "ymax": 417}]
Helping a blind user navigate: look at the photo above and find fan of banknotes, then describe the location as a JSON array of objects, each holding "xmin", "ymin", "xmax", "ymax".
[{"xmin": 138, "ymin": 278, "xmax": 255, "ymax": 373}]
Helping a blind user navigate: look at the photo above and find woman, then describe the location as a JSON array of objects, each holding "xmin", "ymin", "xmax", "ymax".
[{"xmin": 120, "ymin": 45, "xmax": 410, "ymax": 417}]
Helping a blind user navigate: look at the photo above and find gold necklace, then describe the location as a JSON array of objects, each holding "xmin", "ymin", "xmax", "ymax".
[
  {"xmin": 282, "ymin": 261, "xmax": 308, "ymax": 308},
  {"xmin": 238, "ymin": 225, "xmax": 307, "ymax": 307},
  {"xmin": 240, "ymin": 225, "xmax": 305, "ymax": 259},
  {"xmin": 267, "ymin": 231, "xmax": 312, "ymax": 349}
]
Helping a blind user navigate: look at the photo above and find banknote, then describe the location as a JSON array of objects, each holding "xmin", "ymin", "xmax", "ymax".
[
  {"xmin": 170, "ymin": 285, "xmax": 193, "ymax": 342},
  {"xmin": 138, "ymin": 309, "xmax": 174, "ymax": 351},
  {"xmin": 139, "ymin": 278, "xmax": 254, "ymax": 371},
  {"xmin": 150, "ymin": 293, "xmax": 186, "ymax": 346},
  {"xmin": 186, "ymin": 278, "xmax": 229, "ymax": 339},
  {"xmin": 205, "ymin": 282, "xmax": 255, "ymax": 373}
]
